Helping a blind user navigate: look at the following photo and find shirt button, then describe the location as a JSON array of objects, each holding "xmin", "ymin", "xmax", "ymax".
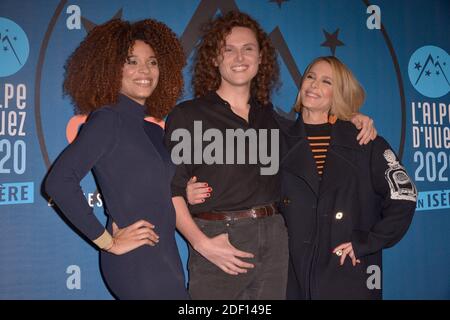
[
  {"xmin": 283, "ymin": 197, "xmax": 291, "ymax": 205},
  {"xmin": 335, "ymin": 211, "xmax": 343, "ymax": 220}
]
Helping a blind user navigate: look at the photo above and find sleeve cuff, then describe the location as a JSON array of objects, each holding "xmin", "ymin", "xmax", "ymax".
[
  {"xmin": 171, "ymin": 185, "xmax": 187, "ymax": 199},
  {"xmin": 92, "ymin": 230, "xmax": 113, "ymax": 250},
  {"xmin": 351, "ymin": 230, "xmax": 370, "ymax": 258}
]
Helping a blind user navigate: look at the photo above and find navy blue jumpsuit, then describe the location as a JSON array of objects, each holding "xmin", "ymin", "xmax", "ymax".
[{"xmin": 45, "ymin": 94, "xmax": 189, "ymax": 299}]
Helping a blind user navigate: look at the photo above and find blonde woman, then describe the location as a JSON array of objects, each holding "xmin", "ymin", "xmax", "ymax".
[{"xmin": 280, "ymin": 56, "xmax": 417, "ymax": 299}]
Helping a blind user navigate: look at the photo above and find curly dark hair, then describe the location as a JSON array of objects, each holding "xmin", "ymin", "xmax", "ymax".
[
  {"xmin": 192, "ymin": 11, "xmax": 280, "ymax": 106},
  {"xmin": 63, "ymin": 18, "xmax": 185, "ymax": 119}
]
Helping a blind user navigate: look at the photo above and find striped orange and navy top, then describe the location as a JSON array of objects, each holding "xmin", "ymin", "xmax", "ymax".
[{"xmin": 304, "ymin": 123, "xmax": 332, "ymax": 176}]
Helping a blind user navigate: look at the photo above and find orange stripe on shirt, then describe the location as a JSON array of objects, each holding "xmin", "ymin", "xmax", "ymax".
[
  {"xmin": 307, "ymin": 136, "xmax": 331, "ymax": 140},
  {"xmin": 309, "ymin": 142, "xmax": 330, "ymax": 146}
]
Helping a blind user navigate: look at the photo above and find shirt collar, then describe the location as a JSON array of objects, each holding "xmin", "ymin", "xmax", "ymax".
[
  {"xmin": 115, "ymin": 94, "xmax": 146, "ymax": 119},
  {"xmin": 203, "ymin": 91, "xmax": 263, "ymax": 109}
]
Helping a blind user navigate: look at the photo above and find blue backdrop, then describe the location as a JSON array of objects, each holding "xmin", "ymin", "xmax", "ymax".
[{"xmin": 0, "ymin": 0, "xmax": 448, "ymax": 299}]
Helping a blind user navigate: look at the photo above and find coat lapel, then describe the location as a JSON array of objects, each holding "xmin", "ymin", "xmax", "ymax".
[
  {"xmin": 279, "ymin": 116, "xmax": 320, "ymax": 197},
  {"xmin": 319, "ymin": 120, "xmax": 361, "ymax": 196}
]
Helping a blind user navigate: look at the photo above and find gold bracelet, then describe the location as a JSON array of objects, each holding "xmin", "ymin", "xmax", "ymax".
[{"xmin": 92, "ymin": 230, "xmax": 113, "ymax": 250}]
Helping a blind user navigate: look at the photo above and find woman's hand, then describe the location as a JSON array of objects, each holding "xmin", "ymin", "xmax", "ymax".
[
  {"xmin": 105, "ymin": 220, "xmax": 159, "ymax": 255},
  {"xmin": 350, "ymin": 113, "xmax": 377, "ymax": 145},
  {"xmin": 186, "ymin": 176, "xmax": 211, "ymax": 205},
  {"xmin": 333, "ymin": 242, "xmax": 361, "ymax": 266},
  {"xmin": 195, "ymin": 233, "xmax": 255, "ymax": 275}
]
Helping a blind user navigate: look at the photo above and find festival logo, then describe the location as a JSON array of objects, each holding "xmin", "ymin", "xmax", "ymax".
[
  {"xmin": 0, "ymin": 17, "xmax": 29, "ymax": 77},
  {"xmin": 408, "ymin": 45, "xmax": 450, "ymax": 98}
]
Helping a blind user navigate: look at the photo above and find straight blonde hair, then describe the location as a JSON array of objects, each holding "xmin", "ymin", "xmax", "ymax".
[{"xmin": 295, "ymin": 56, "xmax": 365, "ymax": 120}]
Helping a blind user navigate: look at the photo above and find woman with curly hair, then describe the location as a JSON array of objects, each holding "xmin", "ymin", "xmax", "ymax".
[{"xmin": 45, "ymin": 18, "xmax": 188, "ymax": 299}]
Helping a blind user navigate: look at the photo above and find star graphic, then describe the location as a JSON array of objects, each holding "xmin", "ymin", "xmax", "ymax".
[
  {"xmin": 13, "ymin": 36, "xmax": 17, "ymax": 41},
  {"xmin": 444, "ymin": 62, "xmax": 447, "ymax": 66},
  {"xmin": 269, "ymin": 0, "xmax": 289, "ymax": 8},
  {"xmin": 321, "ymin": 29, "xmax": 344, "ymax": 56},
  {"xmin": 436, "ymin": 70, "xmax": 440, "ymax": 75},
  {"xmin": 414, "ymin": 62, "xmax": 422, "ymax": 70},
  {"xmin": 3, "ymin": 46, "xmax": 8, "ymax": 51},
  {"xmin": 425, "ymin": 70, "xmax": 431, "ymax": 76}
]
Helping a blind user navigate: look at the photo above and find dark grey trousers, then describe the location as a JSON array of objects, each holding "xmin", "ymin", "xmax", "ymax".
[{"xmin": 188, "ymin": 214, "xmax": 289, "ymax": 300}]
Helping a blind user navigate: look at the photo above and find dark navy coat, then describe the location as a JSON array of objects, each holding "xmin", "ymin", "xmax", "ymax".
[
  {"xmin": 278, "ymin": 117, "xmax": 417, "ymax": 300},
  {"xmin": 45, "ymin": 94, "xmax": 188, "ymax": 299}
]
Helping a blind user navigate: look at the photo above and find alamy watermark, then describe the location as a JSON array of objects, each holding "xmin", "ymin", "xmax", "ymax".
[
  {"xmin": 366, "ymin": 265, "xmax": 381, "ymax": 290},
  {"xmin": 66, "ymin": 265, "xmax": 81, "ymax": 290},
  {"xmin": 170, "ymin": 121, "xmax": 279, "ymax": 175}
]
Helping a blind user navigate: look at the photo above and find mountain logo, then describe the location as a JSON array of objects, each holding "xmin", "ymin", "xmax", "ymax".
[
  {"xmin": 0, "ymin": 17, "xmax": 30, "ymax": 77},
  {"xmin": 408, "ymin": 45, "xmax": 449, "ymax": 98}
]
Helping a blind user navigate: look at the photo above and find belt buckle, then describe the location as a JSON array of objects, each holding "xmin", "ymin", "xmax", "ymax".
[
  {"xmin": 262, "ymin": 206, "xmax": 268, "ymax": 216},
  {"xmin": 251, "ymin": 208, "xmax": 257, "ymax": 219}
]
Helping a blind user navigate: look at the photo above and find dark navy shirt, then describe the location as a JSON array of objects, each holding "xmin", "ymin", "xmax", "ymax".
[{"xmin": 46, "ymin": 94, "xmax": 176, "ymax": 243}]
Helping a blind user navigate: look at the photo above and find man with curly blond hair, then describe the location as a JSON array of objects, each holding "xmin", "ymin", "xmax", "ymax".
[{"xmin": 45, "ymin": 18, "xmax": 188, "ymax": 299}]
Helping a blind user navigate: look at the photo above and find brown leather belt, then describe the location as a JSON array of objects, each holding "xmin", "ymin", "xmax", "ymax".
[{"xmin": 192, "ymin": 203, "xmax": 279, "ymax": 221}]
